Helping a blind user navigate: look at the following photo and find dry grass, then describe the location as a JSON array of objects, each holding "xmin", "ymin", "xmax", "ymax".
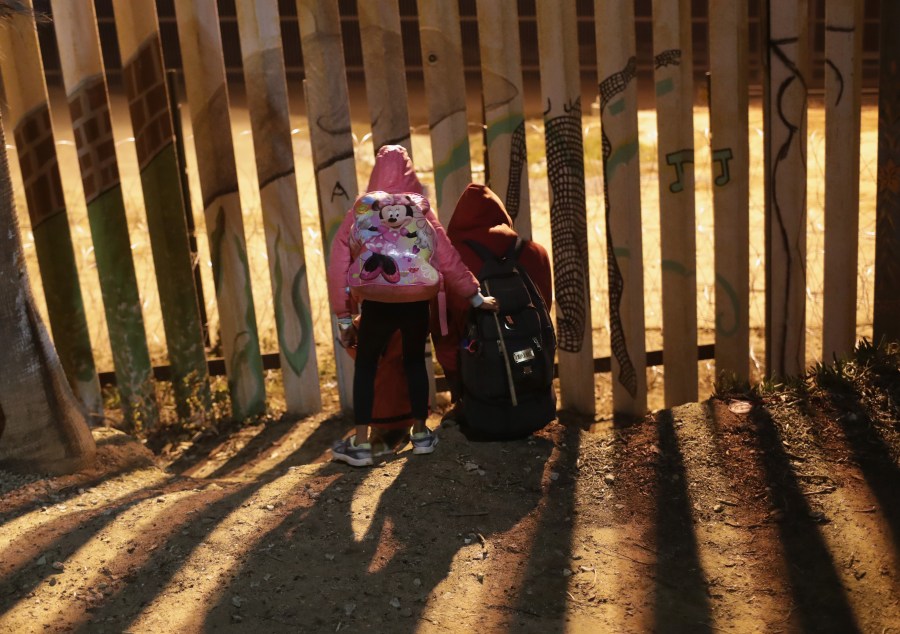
[{"xmin": 6, "ymin": 87, "xmax": 878, "ymax": 416}]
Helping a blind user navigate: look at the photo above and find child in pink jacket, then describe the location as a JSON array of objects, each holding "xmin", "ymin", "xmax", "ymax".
[{"xmin": 327, "ymin": 145, "xmax": 498, "ymax": 467}]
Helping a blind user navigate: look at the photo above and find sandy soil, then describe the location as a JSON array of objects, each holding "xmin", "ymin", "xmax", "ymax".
[{"xmin": 2, "ymin": 378, "xmax": 899, "ymax": 634}]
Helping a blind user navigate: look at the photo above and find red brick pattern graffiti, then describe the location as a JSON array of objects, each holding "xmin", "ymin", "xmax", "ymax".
[
  {"xmin": 123, "ymin": 37, "xmax": 174, "ymax": 168},
  {"xmin": 13, "ymin": 104, "xmax": 66, "ymax": 228},
  {"xmin": 68, "ymin": 76, "xmax": 120, "ymax": 203}
]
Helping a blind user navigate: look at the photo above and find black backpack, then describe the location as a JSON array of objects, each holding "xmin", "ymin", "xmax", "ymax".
[{"xmin": 458, "ymin": 238, "xmax": 557, "ymax": 439}]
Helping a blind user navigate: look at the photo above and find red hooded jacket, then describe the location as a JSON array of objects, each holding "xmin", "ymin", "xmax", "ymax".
[
  {"xmin": 433, "ymin": 183, "xmax": 553, "ymax": 394},
  {"xmin": 331, "ymin": 145, "xmax": 474, "ymax": 429}
]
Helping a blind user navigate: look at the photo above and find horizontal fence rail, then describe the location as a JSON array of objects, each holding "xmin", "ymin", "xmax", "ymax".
[{"xmin": 1, "ymin": 0, "xmax": 897, "ymax": 427}]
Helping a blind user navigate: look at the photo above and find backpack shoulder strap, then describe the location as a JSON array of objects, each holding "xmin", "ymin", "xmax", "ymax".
[
  {"xmin": 513, "ymin": 238, "xmax": 528, "ymax": 261},
  {"xmin": 463, "ymin": 239, "xmax": 498, "ymax": 263}
]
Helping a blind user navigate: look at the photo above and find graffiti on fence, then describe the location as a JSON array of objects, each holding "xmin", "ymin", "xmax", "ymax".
[
  {"xmin": 712, "ymin": 148, "xmax": 734, "ymax": 186},
  {"xmin": 654, "ymin": 49, "xmax": 682, "ymax": 99},
  {"xmin": 14, "ymin": 105, "xmax": 96, "ymax": 390},
  {"xmin": 825, "ymin": 24, "xmax": 854, "ymax": 107},
  {"xmin": 505, "ymin": 119, "xmax": 527, "ymax": 222},
  {"xmin": 544, "ymin": 96, "xmax": 588, "ymax": 354},
  {"xmin": 331, "ymin": 181, "xmax": 350, "ymax": 202},
  {"xmin": 768, "ymin": 33, "xmax": 808, "ymax": 375},
  {"xmin": 665, "ymin": 149, "xmax": 695, "ymax": 194},
  {"xmin": 122, "ymin": 33, "xmax": 211, "ymax": 416},
  {"xmin": 68, "ymin": 74, "xmax": 158, "ymax": 426},
  {"xmin": 715, "ymin": 274, "xmax": 741, "ymax": 337},
  {"xmin": 599, "ymin": 57, "xmax": 639, "ymax": 398}
]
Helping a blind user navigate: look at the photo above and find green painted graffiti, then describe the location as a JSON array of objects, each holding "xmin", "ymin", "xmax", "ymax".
[
  {"xmin": 712, "ymin": 148, "xmax": 734, "ymax": 186},
  {"xmin": 273, "ymin": 228, "xmax": 313, "ymax": 377},
  {"xmin": 655, "ymin": 77, "xmax": 675, "ymax": 97},
  {"xmin": 661, "ymin": 259, "xmax": 694, "ymax": 277},
  {"xmin": 324, "ymin": 217, "xmax": 343, "ymax": 259},
  {"xmin": 665, "ymin": 149, "xmax": 694, "ymax": 193},
  {"xmin": 33, "ymin": 215, "xmax": 96, "ymax": 384},
  {"xmin": 715, "ymin": 273, "xmax": 741, "ymax": 337},
  {"xmin": 87, "ymin": 187, "xmax": 157, "ymax": 427},
  {"xmin": 434, "ymin": 137, "xmax": 471, "ymax": 206},
  {"xmin": 231, "ymin": 234, "xmax": 265, "ymax": 417},
  {"xmin": 605, "ymin": 140, "xmax": 639, "ymax": 179},
  {"xmin": 485, "ymin": 113, "xmax": 524, "ymax": 146},
  {"xmin": 209, "ymin": 206, "xmax": 226, "ymax": 291}
]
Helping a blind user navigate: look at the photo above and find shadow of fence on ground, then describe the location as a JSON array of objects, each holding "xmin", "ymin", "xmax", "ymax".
[
  {"xmin": 750, "ymin": 405, "xmax": 861, "ymax": 634},
  {"xmin": 652, "ymin": 409, "xmax": 712, "ymax": 633}
]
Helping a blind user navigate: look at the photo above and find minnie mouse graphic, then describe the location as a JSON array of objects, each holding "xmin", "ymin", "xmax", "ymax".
[{"xmin": 359, "ymin": 198, "xmax": 418, "ymax": 283}]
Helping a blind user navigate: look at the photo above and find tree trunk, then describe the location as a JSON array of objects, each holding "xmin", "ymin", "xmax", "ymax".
[{"xmin": 0, "ymin": 109, "xmax": 96, "ymax": 475}]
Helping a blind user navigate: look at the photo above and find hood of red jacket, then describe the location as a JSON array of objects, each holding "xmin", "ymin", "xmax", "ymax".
[
  {"xmin": 367, "ymin": 145, "xmax": 424, "ymax": 195},
  {"xmin": 447, "ymin": 184, "xmax": 518, "ymax": 261}
]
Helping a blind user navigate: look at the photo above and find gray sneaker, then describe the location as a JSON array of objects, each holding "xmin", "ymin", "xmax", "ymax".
[
  {"xmin": 410, "ymin": 429, "xmax": 439, "ymax": 455},
  {"xmin": 331, "ymin": 437, "xmax": 373, "ymax": 467},
  {"xmin": 369, "ymin": 429, "xmax": 410, "ymax": 456}
]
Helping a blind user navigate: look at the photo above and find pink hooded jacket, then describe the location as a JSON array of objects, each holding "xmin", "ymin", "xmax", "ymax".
[{"xmin": 327, "ymin": 145, "xmax": 479, "ymax": 318}]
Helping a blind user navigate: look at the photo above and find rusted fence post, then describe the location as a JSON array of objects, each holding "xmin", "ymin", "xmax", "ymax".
[
  {"xmin": 49, "ymin": 0, "xmax": 158, "ymax": 428},
  {"xmin": 0, "ymin": 4, "xmax": 102, "ymax": 417},
  {"xmin": 175, "ymin": 0, "xmax": 266, "ymax": 419},
  {"xmin": 535, "ymin": 0, "xmax": 595, "ymax": 415},
  {"xmin": 112, "ymin": 0, "xmax": 212, "ymax": 417},
  {"xmin": 476, "ymin": 0, "xmax": 532, "ymax": 239},
  {"xmin": 709, "ymin": 0, "xmax": 751, "ymax": 383},
  {"xmin": 653, "ymin": 0, "xmax": 698, "ymax": 406},
  {"xmin": 764, "ymin": 0, "xmax": 808, "ymax": 378},
  {"xmin": 235, "ymin": 0, "xmax": 322, "ymax": 416},
  {"xmin": 416, "ymin": 0, "xmax": 472, "ymax": 224},
  {"xmin": 594, "ymin": 0, "xmax": 648, "ymax": 417},
  {"xmin": 874, "ymin": 0, "xmax": 900, "ymax": 345},
  {"xmin": 358, "ymin": 0, "xmax": 413, "ymax": 155},
  {"xmin": 822, "ymin": 0, "xmax": 863, "ymax": 360},
  {"xmin": 297, "ymin": 0, "xmax": 360, "ymax": 410}
]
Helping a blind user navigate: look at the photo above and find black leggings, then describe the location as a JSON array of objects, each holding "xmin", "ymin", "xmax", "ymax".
[{"xmin": 353, "ymin": 300, "xmax": 430, "ymax": 426}]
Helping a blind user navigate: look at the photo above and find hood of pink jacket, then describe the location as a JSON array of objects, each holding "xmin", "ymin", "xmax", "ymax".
[{"xmin": 367, "ymin": 145, "xmax": 424, "ymax": 195}]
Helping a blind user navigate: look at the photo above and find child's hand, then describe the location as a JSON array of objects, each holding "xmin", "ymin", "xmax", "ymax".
[
  {"xmin": 479, "ymin": 296, "xmax": 500, "ymax": 312},
  {"xmin": 338, "ymin": 323, "xmax": 358, "ymax": 348}
]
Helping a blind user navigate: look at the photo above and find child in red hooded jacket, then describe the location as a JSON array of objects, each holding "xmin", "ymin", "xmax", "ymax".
[
  {"xmin": 340, "ymin": 145, "xmax": 429, "ymax": 454},
  {"xmin": 432, "ymin": 183, "xmax": 553, "ymax": 422},
  {"xmin": 327, "ymin": 147, "xmax": 498, "ymax": 467}
]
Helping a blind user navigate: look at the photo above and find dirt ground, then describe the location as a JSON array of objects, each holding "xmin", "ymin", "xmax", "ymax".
[{"xmin": 2, "ymin": 369, "xmax": 900, "ymax": 633}]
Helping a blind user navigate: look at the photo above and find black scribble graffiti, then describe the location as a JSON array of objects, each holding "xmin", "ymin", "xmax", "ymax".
[
  {"xmin": 825, "ymin": 58, "xmax": 844, "ymax": 106},
  {"xmin": 545, "ymin": 96, "xmax": 587, "ymax": 354},
  {"xmin": 314, "ymin": 148, "xmax": 355, "ymax": 174},
  {"xmin": 654, "ymin": 49, "xmax": 682, "ymax": 69},
  {"xmin": 823, "ymin": 24, "xmax": 856, "ymax": 106},
  {"xmin": 505, "ymin": 120, "xmax": 526, "ymax": 222},
  {"xmin": 428, "ymin": 107, "xmax": 466, "ymax": 131},
  {"xmin": 823, "ymin": 22, "xmax": 854, "ymax": 110},
  {"xmin": 331, "ymin": 181, "xmax": 349, "ymax": 202},
  {"xmin": 769, "ymin": 36, "xmax": 809, "ymax": 372},
  {"xmin": 315, "ymin": 115, "xmax": 352, "ymax": 136},
  {"xmin": 599, "ymin": 57, "xmax": 638, "ymax": 397},
  {"xmin": 485, "ymin": 76, "xmax": 519, "ymax": 110},
  {"xmin": 202, "ymin": 186, "xmax": 240, "ymax": 211},
  {"xmin": 600, "ymin": 57, "xmax": 637, "ymax": 110},
  {"xmin": 259, "ymin": 166, "xmax": 297, "ymax": 192}
]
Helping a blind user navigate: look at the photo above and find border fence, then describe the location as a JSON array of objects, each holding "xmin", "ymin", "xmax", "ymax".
[{"xmin": 1, "ymin": 0, "xmax": 898, "ymax": 429}]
